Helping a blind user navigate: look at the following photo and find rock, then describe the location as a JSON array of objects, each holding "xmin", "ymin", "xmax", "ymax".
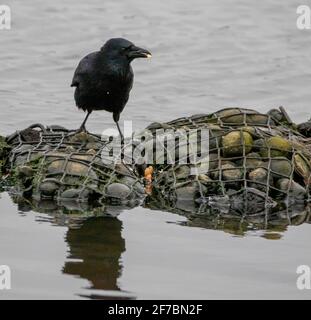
[
  {"xmin": 106, "ymin": 183, "xmax": 132, "ymax": 199},
  {"xmin": 221, "ymin": 113, "xmax": 271, "ymax": 126},
  {"xmin": 47, "ymin": 160, "xmax": 97, "ymax": 180},
  {"xmin": 208, "ymin": 153, "xmax": 220, "ymax": 170},
  {"xmin": 249, "ymin": 168, "xmax": 270, "ymax": 182},
  {"xmin": 86, "ymin": 149, "xmax": 97, "ymax": 155},
  {"xmin": 174, "ymin": 165, "xmax": 190, "ymax": 179},
  {"xmin": 17, "ymin": 165, "xmax": 34, "ymax": 177},
  {"xmin": 270, "ymin": 157, "xmax": 292, "ymax": 178},
  {"xmin": 294, "ymin": 153, "xmax": 311, "ymax": 183},
  {"xmin": 260, "ymin": 136, "xmax": 292, "ymax": 158},
  {"xmin": 85, "ymin": 142, "xmax": 102, "ymax": 150},
  {"xmin": 276, "ymin": 178, "xmax": 307, "ymax": 199},
  {"xmin": 253, "ymin": 138, "xmax": 266, "ymax": 152},
  {"xmin": 198, "ymin": 174, "xmax": 212, "ymax": 182},
  {"xmin": 211, "ymin": 163, "xmax": 243, "ymax": 181},
  {"xmin": 71, "ymin": 154, "xmax": 94, "ymax": 162},
  {"xmin": 192, "ymin": 154, "xmax": 218, "ymax": 175},
  {"xmin": 297, "ymin": 121, "xmax": 311, "ymax": 138},
  {"xmin": 64, "ymin": 146, "xmax": 76, "ymax": 153},
  {"xmin": 267, "ymin": 109, "xmax": 284, "ymax": 122},
  {"xmin": 114, "ymin": 163, "xmax": 133, "ymax": 175},
  {"xmin": 39, "ymin": 180, "xmax": 59, "ymax": 197},
  {"xmin": 175, "ymin": 183, "xmax": 198, "ymax": 201},
  {"xmin": 60, "ymin": 188, "xmax": 90, "ymax": 200},
  {"xmin": 119, "ymin": 176, "xmax": 145, "ymax": 194},
  {"xmin": 248, "ymin": 168, "xmax": 272, "ymax": 191},
  {"xmin": 69, "ymin": 132, "xmax": 96, "ymax": 143},
  {"xmin": 240, "ymin": 126, "xmax": 256, "ymax": 136},
  {"xmin": 237, "ymin": 152, "xmax": 263, "ymax": 169},
  {"xmin": 222, "ymin": 131, "xmax": 253, "ymax": 157}
]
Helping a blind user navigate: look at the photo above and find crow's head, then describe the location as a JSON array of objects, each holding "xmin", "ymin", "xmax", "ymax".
[{"xmin": 101, "ymin": 38, "xmax": 152, "ymax": 62}]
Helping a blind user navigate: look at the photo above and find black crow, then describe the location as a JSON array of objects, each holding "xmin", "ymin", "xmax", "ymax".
[{"xmin": 71, "ymin": 38, "xmax": 151, "ymax": 140}]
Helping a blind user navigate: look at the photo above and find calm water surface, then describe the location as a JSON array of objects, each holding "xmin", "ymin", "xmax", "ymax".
[{"xmin": 1, "ymin": 0, "xmax": 311, "ymax": 299}]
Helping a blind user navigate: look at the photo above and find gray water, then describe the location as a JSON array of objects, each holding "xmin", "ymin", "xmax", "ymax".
[{"xmin": 1, "ymin": 0, "xmax": 311, "ymax": 299}]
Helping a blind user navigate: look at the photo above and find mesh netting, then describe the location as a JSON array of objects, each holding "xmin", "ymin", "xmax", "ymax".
[
  {"xmin": 6, "ymin": 124, "xmax": 144, "ymax": 205},
  {"xmin": 144, "ymin": 108, "xmax": 311, "ymax": 215},
  {"xmin": 3, "ymin": 107, "xmax": 311, "ymax": 216}
]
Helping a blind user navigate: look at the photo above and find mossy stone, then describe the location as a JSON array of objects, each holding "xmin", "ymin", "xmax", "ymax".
[
  {"xmin": 222, "ymin": 131, "xmax": 253, "ymax": 157},
  {"xmin": 260, "ymin": 136, "xmax": 292, "ymax": 158}
]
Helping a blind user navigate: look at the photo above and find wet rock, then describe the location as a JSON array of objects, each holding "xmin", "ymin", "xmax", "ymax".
[
  {"xmin": 60, "ymin": 188, "xmax": 90, "ymax": 200},
  {"xmin": 270, "ymin": 157, "xmax": 292, "ymax": 178},
  {"xmin": 86, "ymin": 149, "xmax": 97, "ymax": 155},
  {"xmin": 175, "ymin": 186, "xmax": 195, "ymax": 201},
  {"xmin": 237, "ymin": 152, "xmax": 263, "ymax": 169},
  {"xmin": 276, "ymin": 178, "xmax": 307, "ymax": 199},
  {"xmin": 211, "ymin": 163, "xmax": 243, "ymax": 181},
  {"xmin": 47, "ymin": 160, "xmax": 98, "ymax": 180},
  {"xmin": 64, "ymin": 146, "xmax": 76, "ymax": 153},
  {"xmin": 17, "ymin": 165, "xmax": 34, "ymax": 177},
  {"xmin": 248, "ymin": 167, "xmax": 272, "ymax": 191},
  {"xmin": 222, "ymin": 131, "xmax": 253, "ymax": 157},
  {"xmin": 198, "ymin": 174, "xmax": 212, "ymax": 182},
  {"xmin": 297, "ymin": 121, "xmax": 311, "ymax": 138},
  {"xmin": 174, "ymin": 165, "xmax": 190, "ymax": 179},
  {"xmin": 294, "ymin": 153, "xmax": 311, "ymax": 183},
  {"xmin": 85, "ymin": 142, "xmax": 102, "ymax": 150},
  {"xmin": 260, "ymin": 136, "xmax": 292, "ymax": 158},
  {"xmin": 106, "ymin": 183, "xmax": 132, "ymax": 199},
  {"xmin": 39, "ymin": 179, "xmax": 59, "ymax": 197},
  {"xmin": 120, "ymin": 176, "xmax": 145, "ymax": 195},
  {"xmin": 69, "ymin": 132, "xmax": 96, "ymax": 143}
]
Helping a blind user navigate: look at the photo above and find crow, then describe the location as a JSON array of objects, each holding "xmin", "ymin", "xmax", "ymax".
[{"xmin": 71, "ymin": 38, "xmax": 151, "ymax": 140}]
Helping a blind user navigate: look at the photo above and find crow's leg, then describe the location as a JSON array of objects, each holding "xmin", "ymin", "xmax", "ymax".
[
  {"xmin": 113, "ymin": 112, "xmax": 124, "ymax": 145},
  {"xmin": 115, "ymin": 121, "xmax": 125, "ymax": 145},
  {"xmin": 114, "ymin": 120, "xmax": 135, "ymax": 174},
  {"xmin": 78, "ymin": 110, "xmax": 92, "ymax": 132}
]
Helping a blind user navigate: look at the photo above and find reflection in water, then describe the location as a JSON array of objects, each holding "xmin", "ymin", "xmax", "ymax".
[
  {"xmin": 144, "ymin": 191, "xmax": 311, "ymax": 239},
  {"xmin": 10, "ymin": 194, "xmax": 132, "ymax": 299},
  {"xmin": 11, "ymin": 189, "xmax": 311, "ymax": 240},
  {"xmin": 8, "ymin": 190, "xmax": 311, "ymax": 298},
  {"xmin": 63, "ymin": 217, "xmax": 126, "ymax": 298}
]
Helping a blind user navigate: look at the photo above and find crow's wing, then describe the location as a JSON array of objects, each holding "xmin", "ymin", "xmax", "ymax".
[{"xmin": 70, "ymin": 52, "xmax": 100, "ymax": 88}]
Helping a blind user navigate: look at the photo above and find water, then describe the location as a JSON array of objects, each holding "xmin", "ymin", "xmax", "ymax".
[{"xmin": 1, "ymin": 0, "xmax": 311, "ymax": 299}]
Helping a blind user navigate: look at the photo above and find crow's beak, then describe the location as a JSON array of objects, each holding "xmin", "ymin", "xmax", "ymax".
[{"xmin": 128, "ymin": 46, "xmax": 152, "ymax": 59}]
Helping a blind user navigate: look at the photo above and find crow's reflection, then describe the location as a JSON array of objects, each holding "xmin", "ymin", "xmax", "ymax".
[
  {"xmin": 10, "ymin": 195, "xmax": 127, "ymax": 295},
  {"xmin": 63, "ymin": 217, "xmax": 125, "ymax": 292}
]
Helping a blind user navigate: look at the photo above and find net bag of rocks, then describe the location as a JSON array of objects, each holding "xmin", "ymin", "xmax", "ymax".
[
  {"xmin": 6, "ymin": 124, "xmax": 144, "ymax": 205},
  {"xmin": 143, "ymin": 108, "xmax": 311, "ymax": 215}
]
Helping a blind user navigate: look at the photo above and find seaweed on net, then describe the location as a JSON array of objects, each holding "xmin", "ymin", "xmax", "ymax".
[{"xmin": 6, "ymin": 124, "xmax": 144, "ymax": 205}]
